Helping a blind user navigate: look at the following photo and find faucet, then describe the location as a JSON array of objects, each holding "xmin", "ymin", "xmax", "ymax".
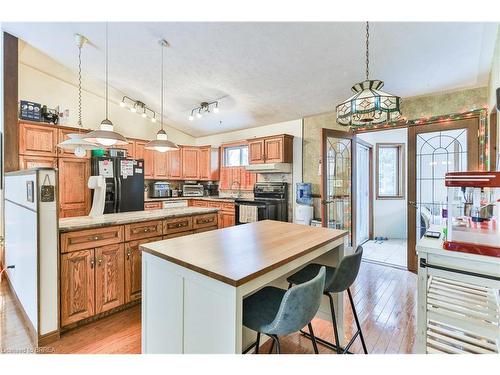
[{"xmin": 230, "ymin": 181, "xmax": 242, "ymax": 198}]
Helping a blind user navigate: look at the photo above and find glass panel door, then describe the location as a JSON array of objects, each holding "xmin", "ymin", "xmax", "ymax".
[
  {"xmin": 322, "ymin": 130, "xmax": 355, "ymax": 247},
  {"xmin": 415, "ymin": 129, "xmax": 468, "ymax": 241}
]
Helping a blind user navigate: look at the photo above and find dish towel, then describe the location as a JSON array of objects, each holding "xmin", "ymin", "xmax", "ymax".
[{"xmin": 239, "ymin": 205, "xmax": 258, "ymax": 223}]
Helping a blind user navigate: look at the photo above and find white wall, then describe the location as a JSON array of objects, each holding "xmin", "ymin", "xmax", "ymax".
[
  {"xmin": 196, "ymin": 119, "xmax": 304, "ymax": 222},
  {"xmin": 358, "ymin": 128, "xmax": 408, "ymax": 239},
  {"xmin": 18, "ymin": 41, "xmax": 194, "ymax": 145},
  {"xmin": 488, "ymin": 25, "xmax": 500, "ymax": 164}
]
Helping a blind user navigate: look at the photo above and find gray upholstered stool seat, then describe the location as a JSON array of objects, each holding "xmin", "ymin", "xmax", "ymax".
[
  {"xmin": 242, "ymin": 267, "xmax": 326, "ymax": 354},
  {"xmin": 243, "ymin": 286, "xmax": 286, "ymax": 334},
  {"xmin": 286, "ymin": 263, "xmax": 336, "ymax": 290},
  {"xmin": 286, "ymin": 246, "xmax": 368, "ymax": 354}
]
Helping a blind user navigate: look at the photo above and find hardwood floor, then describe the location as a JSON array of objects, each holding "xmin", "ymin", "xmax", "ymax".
[{"xmin": 0, "ymin": 261, "xmax": 417, "ymax": 354}]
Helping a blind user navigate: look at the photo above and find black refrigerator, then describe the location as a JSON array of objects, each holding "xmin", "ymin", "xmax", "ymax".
[{"xmin": 91, "ymin": 157, "xmax": 145, "ymax": 214}]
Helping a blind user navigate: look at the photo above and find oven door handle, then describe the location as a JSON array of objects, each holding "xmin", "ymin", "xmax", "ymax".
[{"xmin": 236, "ymin": 203, "xmax": 267, "ymax": 209}]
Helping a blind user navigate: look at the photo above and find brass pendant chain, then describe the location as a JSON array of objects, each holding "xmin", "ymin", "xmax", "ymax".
[
  {"xmin": 78, "ymin": 43, "xmax": 82, "ymax": 131},
  {"xmin": 365, "ymin": 21, "xmax": 370, "ymax": 81}
]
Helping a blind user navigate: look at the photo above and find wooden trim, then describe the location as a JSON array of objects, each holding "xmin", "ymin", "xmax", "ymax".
[
  {"xmin": 407, "ymin": 117, "xmax": 480, "ymax": 272},
  {"xmin": 4, "ymin": 33, "xmax": 19, "ymax": 172},
  {"xmin": 38, "ymin": 330, "xmax": 61, "ymax": 346},
  {"xmin": 4, "ymin": 273, "xmax": 38, "ymax": 347},
  {"xmin": 375, "ymin": 143, "xmax": 405, "ymax": 200},
  {"xmin": 490, "ymin": 110, "xmax": 497, "ymax": 171}
]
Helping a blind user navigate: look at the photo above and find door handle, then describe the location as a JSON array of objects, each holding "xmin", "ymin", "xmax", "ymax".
[{"xmin": 408, "ymin": 201, "xmax": 418, "ymax": 208}]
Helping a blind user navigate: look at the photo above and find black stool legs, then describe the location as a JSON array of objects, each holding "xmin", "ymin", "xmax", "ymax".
[{"xmin": 300, "ymin": 288, "xmax": 368, "ymax": 354}]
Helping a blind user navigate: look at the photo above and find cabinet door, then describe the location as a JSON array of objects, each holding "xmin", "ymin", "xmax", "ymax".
[
  {"xmin": 198, "ymin": 147, "xmax": 210, "ymax": 180},
  {"xmin": 124, "ymin": 237, "xmax": 162, "ymax": 303},
  {"xmin": 167, "ymin": 149, "xmax": 182, "ymax": 179},
  {"xmin": 57, "ymin": 129, "xmax": 90, "ymax": 158},
  {"xmin": 229, "ymin": 167, "xmax": 242, "ymax": 189},
  {"xmin": 181, "ymin": 147, "xmax": 199, "ymax": 179},
  {"xmin": 95, "ymin": 244, "xmax": 125, "ymax": 314},
  {"xmin": 135, "ymin": 141, "xmax": 154, "ymax": 178},
  {"xmin": 58, "ymin": 157, "xmax": 90, "ymax": 217},
  {"xmin": 19, "ymin": 155, "xmax": 57, "ymax": 169},
  {"xmin": 241, "ymin": 168, "xmax": 257, "ymax": 190},
  {"xmin": 264, "ymin": 137, "xmax": 284, "ymax": 163},
  {"xmin": 219, "ymin": 167, "xmax": 230, "ymax": 190},
  {"xmin": 219, "ymin": 212, "xmax": 235, "ymax": 228},
  {"xmin": 19, "ymin": 122, "xmax": 58, "ymax": 157},
  {"xmin": 154, "ymin": 151, "xmax": 168, "ymax": 179},
  {"xmin": 61, "ymin": 249, "xmax": 95, "ymax": 327},
  {"xmin": 248, "ymin": 139, "xmax": 265, "ymax": 164}
]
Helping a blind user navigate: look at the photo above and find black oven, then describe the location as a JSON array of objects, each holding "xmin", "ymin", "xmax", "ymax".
[{"xmin": 235, "ymin": 182, "xmax": 288, "ymax": 225}]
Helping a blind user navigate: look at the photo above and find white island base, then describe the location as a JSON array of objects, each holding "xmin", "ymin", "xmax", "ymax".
[{"xmin": 141, "ymin": 221, "xmax": 347, "ymax": 354}]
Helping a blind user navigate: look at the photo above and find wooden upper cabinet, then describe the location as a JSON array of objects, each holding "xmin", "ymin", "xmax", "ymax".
[
  {"xmin": 19, "ymin": 155, "xmax": 57, "ymax": 169},
  {"xmin": 95, "ymin": 243, "xmax": 125, "ymax": 314},
  {"xmin": 135, "ymin": 141, "xmax": 154, "ymax": 179},
  {"xmin": 153, "ymin": 151, "xmax": 168, "ymax": 179},
  {"xmin": 57, "ymin": 129, "xmax": 90, "ymax": 159},
  {"xmin": 58, "ymin": 157, "xmax": 90, "ymax": 218},
  {"xmin": 167, "ymin": 149, "xmax": 182, "ymax": 179},
  {"xmin": 247, "ymin": 134, "xmax": 293, "ymax": 164},
  {"xmin": 182, "ymin": 147, "xmax": 200, "ymax": 180},
  {"xmin": 61, "ymin": 249, "xmax": 95, "ymax": 327},
  {"xmin": 248, "ymin": 140, "xmax": 265, "ymax": 164},
  {"xmin": 19, "ymin": 122, "xmax": 58, "ymax": 157},
  {"xmin": 198, "ymin": 147, "xmax": 220, "ymax": 181},
  {"xmin": 109, "ymin": 141, "xmax": 135, "ymax": 159}
]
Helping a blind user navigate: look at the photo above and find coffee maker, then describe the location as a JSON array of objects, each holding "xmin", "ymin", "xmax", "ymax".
[{"xmin": 149, "ymin": 181, "xmax": 171, "ymax": 198}]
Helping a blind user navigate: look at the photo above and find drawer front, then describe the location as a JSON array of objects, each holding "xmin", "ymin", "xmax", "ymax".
[
  {"xmin": 163, "ymin": 231, "xmax": 194, "ymax": 240},
  {"xmin": 144, "ymin": 201, "xmax": 163, "ymax": 211},
  {"xmin": 193, "ymin": 213, "xmax": 218, "ymax": 229},
  {"xmin": 163, "ymin": 216, "xmax": 193, "ymax": 235},
  {"xmin": 60, "ymin": 226, "xmax": 124, "ymax": 253},
  {"xmin": 207, "ymin": 201, "xmax": 222, "ymax": 209},
  {"xmin": 221, "ymin": 202, "xmax": 235, "ymax": 212},
  {"xmin": 125, "ymin": 220, "xmax": 163, "ymax": 241},
  {"xmin": 192, "ymin": 200, "xmax": 208, "ymax": 207}
]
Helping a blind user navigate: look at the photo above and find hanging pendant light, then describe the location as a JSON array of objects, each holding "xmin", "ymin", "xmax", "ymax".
[
  {"xmin": 57, "ymin": 34, "xmax": 101, "ymax": 157},
  {"xmin": 145, "ymin": 39, "xmax": 178, "ymax": 153},
  {"xmin": 336, "ymin": 22, "xmax": 402, "ymax": 127},
  {"xmin": 84, "ymin": 23, "xmax": 128, "ymax": 147}
]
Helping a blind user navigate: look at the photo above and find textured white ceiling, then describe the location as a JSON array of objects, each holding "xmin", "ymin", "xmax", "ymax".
[{"xmin": 4, "ymin": 22, "xmax": 498, "ymax": 137}]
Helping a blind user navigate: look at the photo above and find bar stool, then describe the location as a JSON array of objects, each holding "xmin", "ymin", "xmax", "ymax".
[
  {"xmin": 286, "ymin": 245, "xmax": 368, "ymax": 354},
  {"xmin": 242, "ymin": 267, "xmax": 326, "ymax": 354}
]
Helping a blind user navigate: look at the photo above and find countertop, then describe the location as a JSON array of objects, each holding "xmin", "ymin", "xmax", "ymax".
[
  {"xmin": 59, "ymin": 207, "xmax": 219, "ymax": 232},
  {"xmin": 141, "ymin": 220, "xmax": 348, "ymax": 286},
  {"xmin": 144, "ymin": 196, "xmax": 236, "ymax": 203}
]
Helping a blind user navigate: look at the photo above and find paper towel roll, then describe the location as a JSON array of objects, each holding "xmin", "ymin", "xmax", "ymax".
[{"xmin": 88, "ymin": 175, "xmax": 105, "ymax": 189}]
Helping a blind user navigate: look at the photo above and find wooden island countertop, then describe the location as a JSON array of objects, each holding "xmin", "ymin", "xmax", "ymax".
[{"xmin": 140, "ymin": 220, "xmax": 347, "ymax": 286}]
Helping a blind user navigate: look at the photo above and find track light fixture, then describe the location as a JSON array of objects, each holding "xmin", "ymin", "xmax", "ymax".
[
  {"xmin": 189, "ymin": 101, "xmax": 220, "ymax": 121},
  {"xmin": 120, "ymin": 96, "xmax": 158, "ymax": 124}
]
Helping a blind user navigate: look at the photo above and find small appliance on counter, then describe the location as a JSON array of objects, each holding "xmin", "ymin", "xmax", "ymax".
[
  {"xmin": 150, "ymin": 181, "xmax": 171, "ymax": 198},
  {"xmin": 205, "ymin": 181, "xmax": 219, "ymax": 197},
  {"xmin": 443, "ymin": 171, "xmax": 500, "ymax": 257},
  {"xmin": 182, "ymin": 182, "xmax": 204, "ymax": 197},
  {"xmin": 41, "ymin": 105, "xmax": 59, "ymax": 124},
  {"xmin": 109, "ymin": 148, "xmax": 127, "ymax": 158}
]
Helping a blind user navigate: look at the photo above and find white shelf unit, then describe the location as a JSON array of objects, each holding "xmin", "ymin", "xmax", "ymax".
[
  {"xmin": 425, "ymin": 276, "xmax": 499, "ymax": 354},
  {"xmin": 416, "ymin": 234, "xmax": 500, "ymax": 354}
]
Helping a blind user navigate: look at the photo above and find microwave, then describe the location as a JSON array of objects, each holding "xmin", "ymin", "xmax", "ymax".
[{"xmin": 182, "ymin": 184, "xmax": 204, "ymax": 197}]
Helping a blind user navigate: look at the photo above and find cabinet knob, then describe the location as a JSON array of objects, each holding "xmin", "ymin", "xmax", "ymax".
[
  {"xmin": 126, "ymin": 249, "xmax": 131, "ymax": 260},
  {"xmin": 90, "ymin": 259, "xmax": 95, "ymax": 269},
  {"xmin": 97, "ymin": 258, "xmax": 102, "ymax": 266}
]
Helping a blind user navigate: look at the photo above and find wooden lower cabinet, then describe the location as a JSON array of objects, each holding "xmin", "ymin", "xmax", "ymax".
[
  {"xmin": 124, "ymin": 237, "xmax": 162, "ymax": 304},
  {"xmin": 219, "ymin": 211, "xmax": 235, "ymax": 228},
  {"xmin": 61, "ymin": 249, "xmax": 95, "ymax": 327},
  {"xmin": 95, "ymin": 244, "xmax": 125, "ymax": 314}
]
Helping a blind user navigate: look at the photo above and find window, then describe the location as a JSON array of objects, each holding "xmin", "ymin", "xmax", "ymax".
[
  {"xmin": 223, "ymin": 145, "xmax": 248, "ymax": 167},
  {"xmin": 376, "ymin": 143, "xmax": 405, "ymax": 199}
]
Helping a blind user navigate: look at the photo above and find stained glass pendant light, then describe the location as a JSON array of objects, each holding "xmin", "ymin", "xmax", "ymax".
[
  {"xmin": 57, "ymin": 34, "xmax": 101, "ymax": 157},
  {"xmin": 336, "ymin": 22, "xmax": 401, "ymax": 126},
  {"xmin": 145, "ymin": 39, "xmax": 178, "ymax": 153},
  {"xmin": 84, "ymin": 23, "xmax": 128, "ymax": 147}
]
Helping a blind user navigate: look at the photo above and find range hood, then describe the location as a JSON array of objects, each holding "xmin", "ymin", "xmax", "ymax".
[{"xmin": 245, "ymin": 163, "xmax": 292, "ymax": 173}]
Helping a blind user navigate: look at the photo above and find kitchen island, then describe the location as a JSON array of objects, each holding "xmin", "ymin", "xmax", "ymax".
[
  {"xmin": 58, "ymin": 207, "xmax": 219, "ymax": 329},
  {"xmin": 141, "ymin": 220, "xmax": 348, "ymax": 354}
]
